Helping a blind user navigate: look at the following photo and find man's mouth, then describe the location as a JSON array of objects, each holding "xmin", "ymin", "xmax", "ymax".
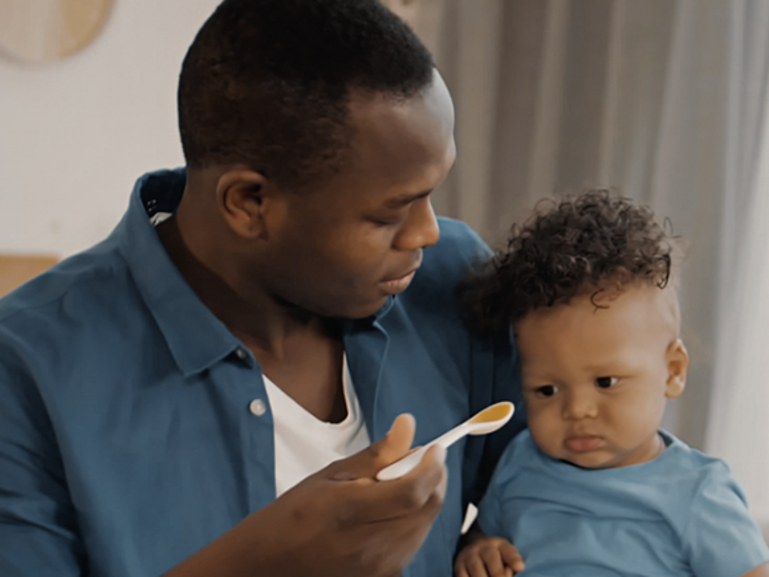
[{"xmin": 379, "ymin": 269, "xmax": 417, "ymax": 294}]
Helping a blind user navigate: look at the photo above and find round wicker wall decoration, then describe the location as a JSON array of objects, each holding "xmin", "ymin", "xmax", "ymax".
[{"xmin": 0, "ymin": 0, "xmax": 112, "ymax": 64}]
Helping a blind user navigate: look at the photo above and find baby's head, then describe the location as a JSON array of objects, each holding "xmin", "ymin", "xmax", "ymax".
[{"xmin": 466, "ymin": 190, "xmax": 688, "ymax": 468}]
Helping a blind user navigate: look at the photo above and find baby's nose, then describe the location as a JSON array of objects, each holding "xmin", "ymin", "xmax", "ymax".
[{"xmin": 561, "ymin": 391, "xmax": 599, "ymax": 420}]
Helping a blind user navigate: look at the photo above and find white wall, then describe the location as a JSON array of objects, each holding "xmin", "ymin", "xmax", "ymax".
[{"xmin": 0, "ymin": 0, "xmax": 221, "ymax": 257}]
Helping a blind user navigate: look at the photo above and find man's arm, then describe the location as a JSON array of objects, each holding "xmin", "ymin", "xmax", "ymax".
[
  {"xmin": 0, "ymin": 358, "xmax": 87, "ymax": 576},
  {"xmin": 163, "ymin": 414, "xmax": 448, "ymax": 577},
  {"xmin": 1, "ymin": 359, "xmax": 445, "ymax": 577}
]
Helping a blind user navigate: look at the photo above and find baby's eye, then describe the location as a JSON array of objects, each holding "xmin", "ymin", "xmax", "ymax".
[
  {"xmin": 535, "ymin": 385, "xmax": 558, "ymax": 397},
  {"xmin": 596, "ymin": 376, "xmax": 619, "ymax": 389}
]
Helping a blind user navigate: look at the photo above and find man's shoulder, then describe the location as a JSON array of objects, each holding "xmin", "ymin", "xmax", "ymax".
[
  {"xmin": 429, "ymin": 216, "xmax": 490, "ymax": 266},
  {"xmin": 408, "ymin": 217, "xmax": 489, "ymax": 299},
  {"xmin": 0, "ymin": 238, "xmax": 134, "ymax": 335}
]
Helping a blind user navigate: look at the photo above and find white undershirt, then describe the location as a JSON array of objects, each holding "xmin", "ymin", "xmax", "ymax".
[
  {"xmin": 149, "ymin": 213, "xmax": 369, "ymax": 495},
  {"xmin": 262, "ymin": 355, "xmax": 370, "ymax": 496}
]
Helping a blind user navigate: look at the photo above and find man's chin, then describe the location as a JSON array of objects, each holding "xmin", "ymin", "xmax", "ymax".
[
  {"xmin": 343, "ymin": 298, "xmax": 391, "ymax": 320},
  {"xmin": 311, "ymin": 295, "xmax": 390, "ymax": 321}
]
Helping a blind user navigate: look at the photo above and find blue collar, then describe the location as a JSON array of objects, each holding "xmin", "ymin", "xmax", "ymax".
[
  {"xmin": 114, "ymin": 168, "xmax": 396, "ymax": 376},
  {"xmin": 115, "ymin": 169, "xmax": 243, "ymax": 378}
]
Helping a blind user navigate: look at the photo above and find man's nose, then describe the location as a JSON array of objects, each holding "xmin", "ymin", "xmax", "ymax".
[{"xmin": 393, "ymin": 197, "xmax": 440, "ymax": 251}]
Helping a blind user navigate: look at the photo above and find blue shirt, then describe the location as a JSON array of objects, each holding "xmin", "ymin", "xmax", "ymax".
[
  {"xmin": 0, "ymin": 169, "xmax": 524, "ymax": 577},
  {"xmin": 478, "ymin": 430, "xmax": 769, "ymax": 577}
]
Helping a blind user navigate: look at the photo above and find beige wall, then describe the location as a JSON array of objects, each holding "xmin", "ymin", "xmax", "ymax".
[{"xmin": 0, "ymin": 0, "xmax": 221, "ymax": 257}]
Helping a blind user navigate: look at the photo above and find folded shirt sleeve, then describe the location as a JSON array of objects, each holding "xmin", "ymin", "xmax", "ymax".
[
  {"xmin": 0, "ymin": 351, "xmax": 86, "ymax": 576},
  {"xmin": 683, "ymin": 461, "xmax": 769, "ymax": 577}
]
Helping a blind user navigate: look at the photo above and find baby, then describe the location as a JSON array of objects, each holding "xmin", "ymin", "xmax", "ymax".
[{"xmin": 456, "ymin": 191, "xmax": 769, "ymax": 577}]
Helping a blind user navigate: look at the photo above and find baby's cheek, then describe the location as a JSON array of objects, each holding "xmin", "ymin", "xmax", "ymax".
[{"xmin": 527, "ymin": 413, "xmax": 562, "ymax": 454}]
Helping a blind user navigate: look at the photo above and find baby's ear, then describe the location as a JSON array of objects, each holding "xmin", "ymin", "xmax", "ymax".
[{"xmin": 664, "ymin": 338, "xmax": 688, "ymax": 399}]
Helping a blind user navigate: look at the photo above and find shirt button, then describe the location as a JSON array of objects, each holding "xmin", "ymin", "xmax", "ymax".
[
  {"xmin": 235, "ymin": 348, "xmax": 247, "ymax": 360},
  {"xmin": 249, "ymin": 399, "xmax": 266, "ymax": 416}
]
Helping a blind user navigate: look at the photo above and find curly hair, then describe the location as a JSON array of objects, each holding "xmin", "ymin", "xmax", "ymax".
[
  {"xmin": 463, "ymin": 190, "xmax": 679, "ymax": 334},
  {"xmin": 178, "ymin": 0, "xmax": 434, "ymax": 192}
]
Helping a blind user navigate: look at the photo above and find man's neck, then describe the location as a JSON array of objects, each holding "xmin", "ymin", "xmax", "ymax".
[{"xmin": 156, "ymin": 212, "xmax": 330, "ymax": 355}]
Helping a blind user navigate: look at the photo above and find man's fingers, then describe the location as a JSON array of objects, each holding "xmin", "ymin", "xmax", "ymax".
[
  {"xmin": 327, "ymin": 413, "xmax": 416, "ymax": 481},
  {"xmin": 371, "ymin": 469, "xmax": 447, "ymax": 565},
  {"xmin": 404, "ymin": 443, "xmax": 447, "ymax": 498},
  {"xmin": 337, "ymin": 444, "xmax": 447, "ymax": 525},
  {"xmin": 371, "ymin": 444, "xmax": 446, "ymax": 519},
  {"xmin": 316, "ymin": 416, "xmax": 446, "ymax": 528}
]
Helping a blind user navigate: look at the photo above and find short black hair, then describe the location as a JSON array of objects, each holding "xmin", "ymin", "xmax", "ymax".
[
  {"xmin": 463, "ymin": 190, "xmax": 678, "ymax": 334},
  {"xmin": 178, "ymin": 0, "xmax": 434, "ymax": 191}
]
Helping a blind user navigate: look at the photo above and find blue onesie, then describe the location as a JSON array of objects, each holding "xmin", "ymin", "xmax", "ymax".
[{"xmin": 478, "ymin": 430, "xmax": 769, "ymax": 577}]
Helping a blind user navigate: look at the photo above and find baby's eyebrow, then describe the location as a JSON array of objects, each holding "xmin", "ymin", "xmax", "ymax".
[{"xmin": 522, "ymin": 381, "xmax": 552, "ymax": 389}]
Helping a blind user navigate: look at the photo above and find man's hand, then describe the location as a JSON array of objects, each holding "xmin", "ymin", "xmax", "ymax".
[
  {"xmin": 165, "ymin": 414, "xmax": 447, "ymax": 577},
  {"xmin": 455, "ymin": 524, "xmax": 524, "ymax": 577}
]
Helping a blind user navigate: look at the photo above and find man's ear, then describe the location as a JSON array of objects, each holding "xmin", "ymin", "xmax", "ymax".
[
  {"xmin": 216, "ymin": 169, "xmax": 277, "ymax": 239},
  {"xmin": 664, "ymin": 338, "xmax": 688, "ymax": 399}
]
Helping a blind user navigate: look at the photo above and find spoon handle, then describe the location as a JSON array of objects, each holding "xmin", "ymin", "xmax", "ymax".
[
  {"xmin": 376, "ymin": 423, "xmax": 470, "ymax": 481},
  {"xmin": 430, "ymin": 423, "xmax": 471, "ymax": 451}
]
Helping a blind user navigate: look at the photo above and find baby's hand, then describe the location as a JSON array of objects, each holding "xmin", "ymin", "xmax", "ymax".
[{"xmin": 455, "ymin": 535, "xmax": 525, "ymax": 577}]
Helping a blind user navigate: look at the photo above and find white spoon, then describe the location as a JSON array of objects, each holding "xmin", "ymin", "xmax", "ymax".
[{"xmin": 376, "ymin": 401, "xmax": 516, "ymax": 481}]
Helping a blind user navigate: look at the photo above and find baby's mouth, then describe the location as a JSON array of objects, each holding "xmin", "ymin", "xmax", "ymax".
[{"xmin": 564, "ymin": 435, "xmax": 604, "ymax": 453}]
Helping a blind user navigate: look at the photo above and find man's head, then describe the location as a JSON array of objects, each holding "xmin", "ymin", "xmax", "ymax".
[
  {"xmin": 178, "ymin": 0, "xmax": 435, "ymax": 192},
  {"xmin": 174, "ymin": 0, "xmax": 454, "ymax": 320},
  {"xmin": 465, "ymin": 190, "xmax": 688, "ymax": 468}
]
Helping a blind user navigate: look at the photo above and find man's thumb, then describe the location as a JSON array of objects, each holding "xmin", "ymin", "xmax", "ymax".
[{"xmin": 328, "ymin": 413, "xmax": 416, "ymax": 480}]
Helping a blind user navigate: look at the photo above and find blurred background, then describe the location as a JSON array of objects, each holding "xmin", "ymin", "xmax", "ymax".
[{"xmin": 1, "ymin": 0, "xmax": 769, "ymax": 530}]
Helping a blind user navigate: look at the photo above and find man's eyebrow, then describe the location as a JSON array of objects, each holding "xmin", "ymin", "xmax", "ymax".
[{"xmin": 383, "ymin": 190, "xmax": 432, "ymax": 209}]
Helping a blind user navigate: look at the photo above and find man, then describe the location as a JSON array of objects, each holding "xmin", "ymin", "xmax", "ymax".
[{"xmin": 0, "ymin": 1, "xmax": 523, "ymax": 576}]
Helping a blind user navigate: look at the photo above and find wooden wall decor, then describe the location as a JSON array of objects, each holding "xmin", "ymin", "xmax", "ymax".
[
  {"xmin": 0, "ymin": 254, "xmax": 59, "ymax": 297},
  {"xmin": 0, "ymin": 0, "xmax": 112, "ymax": 64}
]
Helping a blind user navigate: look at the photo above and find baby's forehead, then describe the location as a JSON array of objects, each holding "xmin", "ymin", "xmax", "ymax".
[
  {"xmin": 515, "ymin": 281, "xmax": 680, "ymax": 336},
  {"xmin": 595, "ymin": 281, "xmax": 681, "ymax": 333}
]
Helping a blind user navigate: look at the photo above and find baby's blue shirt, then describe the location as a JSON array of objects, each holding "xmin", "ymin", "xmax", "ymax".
[{"xmin": 478, "ymin": 430, "xmax": 769, "ymax": 577}]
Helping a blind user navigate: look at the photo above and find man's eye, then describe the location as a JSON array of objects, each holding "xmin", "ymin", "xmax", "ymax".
[
  {"xmin": 596, "ymin": 376, "xmax": 619, "ymax": 389},
  {"xmin": 368, "ymin": 212, "xmax": 406, "ymax": 226},
  {"xmin": 535, "ymin": 385, "xmax": 558, "ymax": 397},
  {"xmin": 371, "ymin": 217, "xmax": 400, "ymax": 226}
]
